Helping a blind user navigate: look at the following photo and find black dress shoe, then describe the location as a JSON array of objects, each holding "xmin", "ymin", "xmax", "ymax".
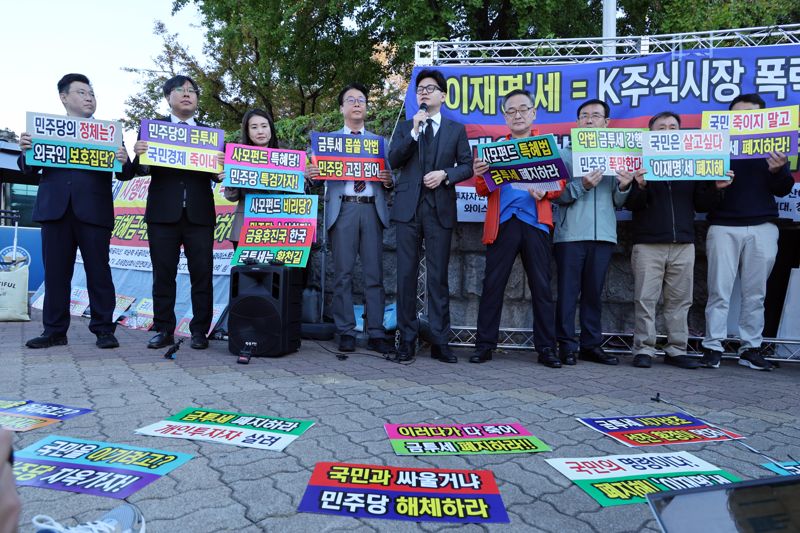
[
  {"xmin": 190, "ymin": 333, "xmax": 209, "ymax": 349},
  {"xmin": 469, "ymin": 348, "xmax": 492, "ymax": 364},
  {"xmin": 431, "ymin": 344, "xmax": 457, "ymax": 363},
  {"xmin": 95, "ymin": 332, "xmax": 119, "ymax": 349},
  {"xmin": 367, "ymin": 337, "xmax": 391, "ymax": 354},
  {"xmin": 26, "ymin": 333, "xmax": 68, "ymax": 349},
  {"xmin": 579, "ymin": 346, "xmax": 619, "ymax": 365},
  {"xmin": 148, "ymin": 331, "xmax": 175, "ymax": 349},
  {"xmin": 559, "ymin": 348, "xmax": 577, "ymax": 366},
  {"xmin": 339, "ymin": 334, "xmax": 356, "ymax": 352},
  {"xmin": 537, "ymin": 348, "xmax": 562, "ymax": 368},
  {"xmin": 632, "ymin": 353, "xmax": 652, "ymax": 368},
  {"xmin": 396, "ymin": 341, "xmax": 415, "ymax": 362}
]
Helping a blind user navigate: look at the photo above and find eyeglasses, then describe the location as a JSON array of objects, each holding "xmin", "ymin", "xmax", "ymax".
[
  {"xmin": 69, "ymin": 89, "xmax": 95, "ymax": 99},
  {"xmin": 416, "ymin": 85, "xmax": 442, "ymax": 95},
  {"xmin": 578, "ymin": 112, "xmax": 606, "ymax": 121},
  {"xmin": 172, "ymin": 87, "xmax": 198, "ymax": 95},
  {"xmin": 343, "ymin": 97, "xmax": 367, "ymax": 105},
  {"xmin": 503, "ymin": 106, "xmax": 534, "ymax": 117}
]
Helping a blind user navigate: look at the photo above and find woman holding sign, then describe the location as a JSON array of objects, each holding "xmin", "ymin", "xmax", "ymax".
[{"xmin": 224, "ymin": 109, "xmax": 280, "ymax": 250}]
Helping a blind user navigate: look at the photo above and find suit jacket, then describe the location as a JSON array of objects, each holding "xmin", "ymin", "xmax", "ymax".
[
  {"xmin": 388, "ymin": 117, "xmax": 473, "ymax": 228},
  {"xmin": 325, "ymin": 127, "xmax": 390, "ymax": 231},
  {"xmin": 18, "ymin": 147, "xmax": 134, "ymax": 229},
  {"xmin": 131, "ymin": 116, "xmax": 217, "ymax": 226}
]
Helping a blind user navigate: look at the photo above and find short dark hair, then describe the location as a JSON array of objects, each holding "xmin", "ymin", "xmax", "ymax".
[
  {"xmin": 337, "ymin": 83, "xmax": 369, "ymax": 106},
  {"xmin": 163, "ymin": 75, "xmax": 199, "ymax": 98},
  {"xmin": 57, "ymin": 73, "xmax": 91, "ymax": 94},
  {"xmin": 415, "ymin": 69, "xmax": 447, "ymax": 92},
  {"xmin": 240, "ymin": 109, "xmax": 278, "ymax": 148},
  {"xmin": 502, "ymin": 89, "xmax": 534, "ymax": 111},
  {"xmin": 648, "ymin": 111, "xmax": 681, "ymax": 129},
  {"xmin": 729, "ymin": 93, "xmax": 765, "ymax": 110},
  {"xmin": 577, "ymin": 99, "xmax": 610, "ymax": 119}
]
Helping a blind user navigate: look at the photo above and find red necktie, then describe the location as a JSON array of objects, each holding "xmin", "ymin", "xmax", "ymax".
[{"xmin": 352, "ymin": 130, "xmax": 365, "ymax": 193}]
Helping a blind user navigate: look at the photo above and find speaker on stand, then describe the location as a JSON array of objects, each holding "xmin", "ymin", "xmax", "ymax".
[{"xmin": 228, "ymin": 263, "xmax": 303, "ymax": 362}]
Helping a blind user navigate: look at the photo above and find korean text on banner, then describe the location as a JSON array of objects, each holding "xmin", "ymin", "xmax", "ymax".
[
  {"xmin": 477, "ymin": 134, "xmax": 567, "ymax": 192},
  {"xmin": 310, "ymin": 132, "xmax": 386, "ymax": 181},
  {"xmin": 643, "ymin": 130, "xmax": 730, "ymax": 181},
  {"xmin": 223, "ymin": 143, "xmax": 306, "ymax": 193},
  {"xmin": 25, "ymin": 112, "xmax": 123, "ymax": 172},
  {"xmin": 139, "ymin": 119, "xmax": 224, "ymax": 173}
]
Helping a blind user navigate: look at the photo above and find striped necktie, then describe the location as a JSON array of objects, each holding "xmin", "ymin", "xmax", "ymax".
[{"xmin": 352, "ymin": 130, "xmax": 365, "ymax": 193}]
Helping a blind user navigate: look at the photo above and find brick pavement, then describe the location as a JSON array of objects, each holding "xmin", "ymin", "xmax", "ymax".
[{"xmin": 3, "ymin": 312, "xmax": 799, "ymax": 532}]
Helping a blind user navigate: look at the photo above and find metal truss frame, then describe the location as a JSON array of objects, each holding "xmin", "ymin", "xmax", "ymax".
[
  {"xmin": 412, "ymin": 24, "xmax": 800, "ymax": 360},
  {"xmin": 415, "ymin": 24, "xmax": 800, "ymax": 66},
  {"xmin": 447, "ymin": 327, "xmax": 800, "ymax": 363}
]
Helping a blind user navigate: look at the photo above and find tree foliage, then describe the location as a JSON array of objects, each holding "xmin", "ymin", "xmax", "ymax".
[{"xmin": 123, "ymin": 0, "xmax": 799, "ymax": 133}]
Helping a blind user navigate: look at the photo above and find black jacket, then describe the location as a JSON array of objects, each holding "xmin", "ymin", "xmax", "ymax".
[
  {"xmin": 626, "ymin": 180, "xmax": 721, "ymax": 244},
  {"xmin": 707, "ymin": 158, "xmax": 794, "ymax": 226},
  {"xmin": 131, "ymin": 117, "xmax": 218, "ymax": 226},
  {"xmin": 18, "ymin": 151, "xmax": 134, "ymax": 229}
]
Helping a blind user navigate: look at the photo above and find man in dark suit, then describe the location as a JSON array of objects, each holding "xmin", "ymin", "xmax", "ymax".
[
  {"xmin": 388, "ymin": 69, "xmax": 473, "ymax": 362},
  {"xmin": 132, "ymin": 75, "xmax": 219, "ymax": 350},
  {"xmin": 305, "ymin": 83, "xmax": 394, "ymax": 353},
  {"xmin": 18, "ymin": 73, "xmax": 133, "ymax": 349}
]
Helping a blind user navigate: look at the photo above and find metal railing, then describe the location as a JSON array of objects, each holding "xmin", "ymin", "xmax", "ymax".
[{"xmin": 415, "ymin": 24, "xmax": 800, "ymax": 65}]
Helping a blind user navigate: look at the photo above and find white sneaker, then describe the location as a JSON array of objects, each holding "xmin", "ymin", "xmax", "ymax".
[{"xmin": 32, "ymin": 503, "xmax": 145, "ymax": 533}]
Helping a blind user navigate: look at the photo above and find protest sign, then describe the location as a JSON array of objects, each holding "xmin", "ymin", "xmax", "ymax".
[
  {"xmin": 139, "ymin": 119, "xmax": 224, "ymax": 173},
  {"xmin": 13, "ymin": 435, "xmax": 191, "ymax": 499},
  {"xmin": 111, "ymin": 294, "xmax": 135, "ymax": 322},
  {"xmin": 233, "ymin": 194, "xmax": 318, "ymax": 267},
  {"xmin": 401, "ymin": 44, "xmax": 800, "ymax": 221},
  {"xmin": 762, "ymin": 461, "xmax": 800, "ymax": 476},
  {"xmin": 25, "ymin": 112, "xmax": 122, "ymax": 172},
  {"xmin": 135, "ymin": 407, "xmax": 314, "ymax": 452},
  {"xmin": 310, "ymin": 132, "xmax": 386, "ymax": 181},
  {"xmin": 702, "ymin": 105, "xmax": 799, "ymax": 158},
  {"xmin": 298, "ymin": 462, "xmax": 509, "ymax": 523},
  {"xmin": 0, "ymin": 399, "xmax": 92, "ymax": 432},
  {"xmin": 577, "ymin": 412, "xmax": 743, "ymax": 447},
  {"xmin": 477, "ymin": 134, "xmax": 567, "ymax": 191},
  {"xmin": 570, "ymin": 128, "xmax": 645, "ymax": 176},
  {"xmin": 223, "ymin": 143, "xmax": 306, "ymax": 193},
  {"xmin": 546, "ymin": 451, "xmax": 740, "ymax": 507},
  {"xmin": 175, "ymin": 305, "xmax": 225, "ymax": 337},
  {"xmin": 385, "ymin": 423, "xmax": 550, "ymax": 456},
  {"xmin": 68, "ymin": 286, "xmax": 89, "ymax": 316},
  {"xmin": 642, "ymin": 130, "xmax": 730, "ymax": 181},
  {"xmin": 118, "ymin": 298, "xmax": 154, "ymax": 331}
]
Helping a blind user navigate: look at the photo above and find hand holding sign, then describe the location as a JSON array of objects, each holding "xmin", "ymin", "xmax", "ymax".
[
  {"xmin": 615, "ymin": 169, "xmax": 635, "ymax": 191},
  {"xmin": 581, "ymin": 169, "xmax": 602, "ymax": 190},
  {"xmin": 767, "ymin": 151, "xmax": 788, "ymax": 174}
]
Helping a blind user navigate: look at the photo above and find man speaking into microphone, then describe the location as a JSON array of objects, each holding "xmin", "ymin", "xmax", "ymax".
[{"xmin": 388, "ymin": 69, "xmax": 473, "ymax": 362}]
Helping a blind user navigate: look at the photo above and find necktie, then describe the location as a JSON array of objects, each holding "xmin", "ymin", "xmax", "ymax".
[
  {"xmin": 423, "ymin": 118, "xmax": 434, "ymax": 146},
  {"xmin": 352, "ymin": 130, "xmax": 366, "ymax": 193}
]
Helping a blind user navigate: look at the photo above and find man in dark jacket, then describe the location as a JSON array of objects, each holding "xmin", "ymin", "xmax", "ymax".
[
  {"xmin": 626, "ymin": 111, "xmax": 728, "ymax": 369},
  {"xmin": 701, "ymin": 94, "xmax": 795, "ymax": 371},
  {"xmin": 132, "ymin": 75, "xmax": 220, "ymax": 351},
  {"xmin": 18, "ymin": 73, "xmax": 133, "ymax": 349}
]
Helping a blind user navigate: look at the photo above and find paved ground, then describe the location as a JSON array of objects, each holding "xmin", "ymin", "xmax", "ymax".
[{"xmin": 3, "ymin": 312, "xmax": 800, "ymax": 532}]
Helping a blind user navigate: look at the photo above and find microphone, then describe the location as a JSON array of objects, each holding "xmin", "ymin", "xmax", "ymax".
[
  {"xmin": 419, "ymin": 103, "xmax": 429, "ymax": 133},
  {"xmin": 420, "ymin": 103, "xmax": 428, "ymax": 113}
]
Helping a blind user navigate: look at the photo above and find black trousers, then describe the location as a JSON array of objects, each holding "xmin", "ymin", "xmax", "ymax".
[
  {"xmin": 476, "ymin": 217, "xmax": 556, "ymax": 352},
  {"xmin": 554, "ymin": 240, "xmax": 613, "ymax": 351},
  {"xmin": 40, "ymin": 203, "xmax": 116, "ymax": 335},
  {"xmin": 148, "ymin": 211, "xmax": 214, "ymax": 334}
]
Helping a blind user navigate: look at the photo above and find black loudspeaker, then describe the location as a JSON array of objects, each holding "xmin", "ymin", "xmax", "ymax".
[{"xmin": 228, "ymin": 264, "xmax": 302, "ymax": 357}]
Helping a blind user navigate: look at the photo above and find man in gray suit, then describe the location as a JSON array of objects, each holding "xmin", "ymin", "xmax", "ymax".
[
  {"xmin": 306, "ymin": 83, "xmax": 393, "ymax": 353},
  {"xmin": 389, "ymin": 69, "xmax": 474, "ymax": 362}
]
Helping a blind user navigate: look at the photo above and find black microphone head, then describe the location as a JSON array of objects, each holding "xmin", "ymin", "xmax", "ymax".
[{"xmin": 420, "ymin": 103, "xmax": 428, "ymax": 112}]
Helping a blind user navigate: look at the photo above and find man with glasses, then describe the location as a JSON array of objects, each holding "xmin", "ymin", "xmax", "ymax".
[
  {"xmin": 470, "ymin": 89, "xmax": 564, "ymax": 368},
  {"xmin": 305, "ymin": 83, "xmax": 393, "ymax": 354},
  {"xmin": 18, "ymin": 73, "xmax": 133, "ymax": 350},
  {"xmin": 132, "ymin": 75, "xmax": 219, "ymax": 351},
  {"xmin": 553, "ymin": 99, "xmax": 633, "ymax": 366},
  {"xmin": 389, "ymin": 69, "xmax": 473, "ymax": 362}
]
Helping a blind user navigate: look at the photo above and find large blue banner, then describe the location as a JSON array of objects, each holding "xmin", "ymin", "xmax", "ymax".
[{"xmin": 404, "ymin": 44, "xmax": 800, "ymax": 220}]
